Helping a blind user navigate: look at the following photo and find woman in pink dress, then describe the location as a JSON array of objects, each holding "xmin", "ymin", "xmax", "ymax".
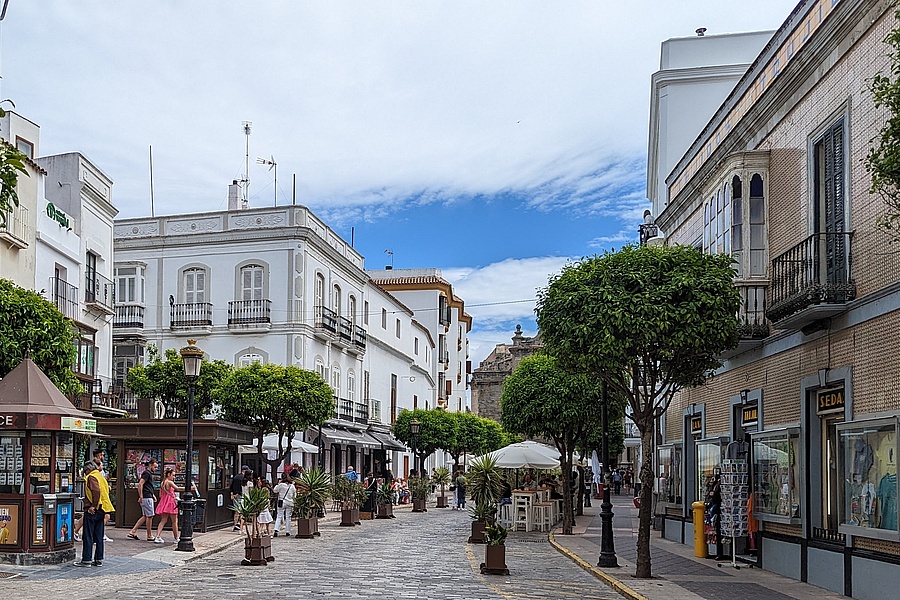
[{"xmin": 153, "ymin": 467, "xmax": 183, "ymax": 543}]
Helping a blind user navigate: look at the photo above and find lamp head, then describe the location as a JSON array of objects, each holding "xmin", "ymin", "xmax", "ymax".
[{"xmin": 180, "ymin": 339, "xmax": 203, "ymax": 380}]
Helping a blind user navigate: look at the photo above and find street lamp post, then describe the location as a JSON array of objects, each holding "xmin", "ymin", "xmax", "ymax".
[
  {"xmin": 598, "ymin": 380, "xmax": 619, "ymax": 568},
  {"xmin": 175, "ymin": 340, "xmax": 203, "ymax": 553},
  {"xmin": 410, "ymin": 419, "xmax": 420, "ymax": 477}
]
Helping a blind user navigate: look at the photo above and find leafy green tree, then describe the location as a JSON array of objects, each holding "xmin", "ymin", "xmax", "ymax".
[
  {"xmin": 867, "ymin": 7, "xmax": 900, "ymax": 239},
  {"xmin": 0, "ymin": 103, "xmax": 28, "ymax": 230},
  {"xmin": 392, "ymin": 408, "xmax": 454, "ymax": 474},
  {"xmin": 536, "ymin": 244, "xmax": 739, "ymax": 578},
  {"xmin": 0, "ymin": 278, "xmax": 80, "ymax": 395},
  {"xmin": 501, "ymin": 353, "xmax": 604, "ymax": 534},
  {"xmin": 126, "ymin": 344, "xmax": 232, "ymax": 418},
  {"xmin": 444, "ymin": 412, "xmax": 506, "ymax": 468},
  {"xmin": 215, "ymin": 363, "xmax": 333, "ymax": 483}
]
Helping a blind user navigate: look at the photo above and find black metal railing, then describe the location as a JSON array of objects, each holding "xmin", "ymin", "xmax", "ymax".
[
  {"xmin": 767, "ymin": 232, "xmax": 856, "ymax": 323},
  {"xmin": 354, "ymin": 402, "xmax": 369, "ymax": 424},
  {"xmin": 333, "ymin": 396, "xmax": 354, "ymax": 421},
  {"xmin": 338, "ymin": 315, "xmax": 352, "ymax": 342},
  {"xmin": 228, "ymin": 299, "xmax": 271, "ymax": 325},
  {"xmin": 354, "ymin": 325, "xmax": 367, "ymax": 349},
  {"xmin": 170, "ymin": 302, "xmax": 213, "ymax": 327},
  {"xmin": 50, "ymin": 277, "xmax": 79, "ymax": 321},
  {"xmin": 736, "ymin": 282, "xmax": 769, "ymax": 339},
  {"xmin": 85, "ymin": 272, "xmax": 115, "ymax": 312},
  {"xmin": 114, "ymin": 303, "xmax": 145, "ymax": 328},
  {"xmin": 316, "ymin": 305, "xmax": 339, "ymax": 333}
]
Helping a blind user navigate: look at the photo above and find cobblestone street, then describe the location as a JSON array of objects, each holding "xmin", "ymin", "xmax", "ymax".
[{"xmin": 8, "ymin": 508, "xmax": 620, "ymax": 600}]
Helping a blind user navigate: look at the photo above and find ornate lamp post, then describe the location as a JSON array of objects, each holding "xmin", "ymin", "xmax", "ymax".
[
  {"xmin": 175, "ymin": 340, "xmax": 202, "ymax": 552},
  {"xmin": 598, "ymin": 380, "xmax": 619, "ymax": 568},
  {"xmin": 410, "ymin": 419, "xmax": 421, "ymax": 477}
]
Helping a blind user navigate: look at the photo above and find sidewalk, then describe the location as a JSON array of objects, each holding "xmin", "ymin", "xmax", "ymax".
[{"xmin": 549, "ymin": 494, "xmax": 847, "ymax": 600}]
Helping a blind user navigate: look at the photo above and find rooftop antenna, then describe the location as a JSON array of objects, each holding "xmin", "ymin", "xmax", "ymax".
[
  {"xmin": 695, "ymin": 27, "xmax": 707, "ymax": 37},
  {"xmin": 241, "ymin": 121, "xmax": 252, "ymax": 206},
  {"xmin": 384, "ymin": 249, "xmax": 394, "ymax": 270},
  {"xmin": 257, "ymin": 155, "xmax": 277, "ymax": 206}
]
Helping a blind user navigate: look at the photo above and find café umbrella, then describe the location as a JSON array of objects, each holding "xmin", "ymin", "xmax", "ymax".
[{"xmin": 479, "ymin": 442, "xmax": 560, "ymax": 469}]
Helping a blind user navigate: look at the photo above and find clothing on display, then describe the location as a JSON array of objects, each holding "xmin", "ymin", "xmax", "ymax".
[{"xmin": 839, "ymin": 421, "xmax": 898, "ymax": 532}]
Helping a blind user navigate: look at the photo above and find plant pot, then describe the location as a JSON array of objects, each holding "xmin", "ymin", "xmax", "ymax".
[
  {"xmin": 436, "ymin": 494, "xmax": 449, "ymax": 508},
  {"xmin": 468, "ymin": 520, "xmax": 486, "ymax": 544},
  {"xmin": 351, "ymin": 507, "xmax": 361, "ymax": 525},
  {"xmin": 376, "ymin": 504, "xmax": 395, "ymax": 519},
  {"xmin": 412, "ymin": 498, "xmax": 428, "ymax": 512},
  {"xmin": 359, "ymin": 511, "xmax": 374, "ymax": 520},
  {"xmin": 480, "ymin": 544, "xmax": 508, "ymax": 575},
  {"xmin": 340, "ymin": 508, "xmax": 356, "ymax": 527},
  {"xmin": 295, "ymin": 517, "xmax": 319, "ymax": 539},
  {"xmin": 242, "ymin": 535, "xmax": 273, "ymax": 566}
]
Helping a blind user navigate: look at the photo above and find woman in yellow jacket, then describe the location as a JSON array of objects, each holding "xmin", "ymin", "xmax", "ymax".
[{"xmin": 75, "ymin": 463, "xmax": 114, "ymax": 567}]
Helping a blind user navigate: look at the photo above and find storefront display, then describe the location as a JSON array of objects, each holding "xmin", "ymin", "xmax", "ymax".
[
  {"xmin": 657, "ymin": 445, "xmax": 682, "ymax": 504},
  {"xmin": 0, "ymin": 434, "xmax": 24, "ymax": 493},
  {"xmin": 721, "ymin": 459, "xmax": 749, "ymax": 537},
  {"xmin": 837, "ymin": 417, "xmax": 898, "ymax": 535},
  {"xmin": 751, "ymin": 428, "xmax": 801, "ymax": 522},
  {"xmin": 697, "ymin": 440, "xmax": 724, "ymax": 504}
]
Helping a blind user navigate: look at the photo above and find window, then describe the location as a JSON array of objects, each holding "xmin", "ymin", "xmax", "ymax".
[
  {"xmin": 85, "ymin": 251, "xmax": 98, "ymax": 302},
  {"xmin": 238, "ymin": 353, "xmax": 263, "ymax": 367},
  {"xmin": 813, "ymin": 118, "xmax": 848, "ymax": 284},
  {"xmin": 751, "ymin": 429, "xmax": 801, "ymax": 521},
  {"xmin": 15, "ymin": 136, "xmax": 33, "ymax": 159},
  {"xmin": 315, "ymin": 358, "xmax": 326, "ymax": 380},
  {"xmin": 183, "ymin": 268, "xmax": 206, "ymax": 303},
  {"xmin": 349, "ymin": 295, "xmax": 357, "ymax": 325},
  {"xmin": 72, "ymin": 325, "xmax": 96, "ymax": 379},
  {"xmin": 748, "ymin": 175, "xmax": 766, "ymax": 276},
  {"xmin": 837, "ymin": 418, "xmax": 898, "ymax": 534},
  {"xmin": 703, "ymin": 187, "xmax": 730, "ymax": 256},
  {"xmin": 331, "ymin": 366, "xmax": 341, "ymax": 398},
  {"xmin": 115, "ymin": 266, "xmax": 145, "ymax": 304},
  {"xmin": 332, "ymin": 284, "xmax": 342, "ymax": 316},
  {"xmin": 315, "ymin": 273, "xmax": 325, "ymax": 313},
  {"xmin": 413, "ymin": 394, "xmax": 418, "ymax": 410},
  {"xmin": 348, "ymin": 372, "xmax": 356, "ymax": 404},
  {"xmin": 696, "ymin": 440, "xmax": 724, "ymax": 502},
  {"xmin": 395, "ymin": 318, "xmax": 401, "ymax": 338},
  {"xmin": 364, "ymin": 301, "xmax": 369, "ymax": 325},
  {"xmin": 657, "ymin": 445, "xmax": 683, "ymax": 504},
  {"xmin": 390, "ymin": 374, "xmax": 397, "ymax": 424},
  {"xmin": 381, "ymin": 308, "xmax": 387, "ymax": 329},
  {"xmin": 414, "ymin": 337, "xmax": 419, "ymax": 355},
  {"xmin": 240, "ymin": 265, "xmax": 264, "ymax": 301}
]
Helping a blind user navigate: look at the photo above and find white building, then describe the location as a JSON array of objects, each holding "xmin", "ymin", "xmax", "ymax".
[{"xmin": 0, "ymin": 111, "xmax": 42, "ymax": 288}]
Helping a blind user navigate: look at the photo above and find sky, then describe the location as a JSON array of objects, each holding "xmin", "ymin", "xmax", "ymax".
[{"xmin": 0, "ymin": 1, "xmax": 794, "ymax": 367}]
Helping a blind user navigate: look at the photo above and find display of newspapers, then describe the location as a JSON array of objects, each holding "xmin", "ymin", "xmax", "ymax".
[{"xmin": 720, "ymin": 459, "xmax": 749, "ymax": 538}]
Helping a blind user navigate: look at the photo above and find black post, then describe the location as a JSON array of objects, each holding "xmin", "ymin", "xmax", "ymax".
[
  {"xmin": 598, "ymin": 380, "xmax": 618, "ymax": 568},
  {"xmin": 317, "ymin": 424, "xmax": 324, "ymax": 470},
  {"xmin": 175, "ymin": 381, "xmax": 196, "ymax": 552},
  {"xmin": 412, "ymin": 436, "xmax": 418, "ymax": 477}
]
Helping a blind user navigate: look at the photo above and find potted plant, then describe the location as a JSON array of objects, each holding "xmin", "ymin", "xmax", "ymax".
[
  {"xmin": 231, "ymin": 485, "xmax": 274, "ymax": 566},
  {"xmin": 351, "ymin": 481, "xmax": 366, "ymax": 524},
  {"xmin": 408, "ymin": 476, "xmax": 431, "ymax": 512},
  {"xmin": 375, "ymin": 482, "xmax": 395, "ymax": 519},
  {"xmin": 332, "ymin": 476, "xmax": 358, "ymax": 527},
  {"xmin": 480, "ymin": 523, "xmax": 509, "ymax": 575},
  {"xmin": 466, "ymin": 456, "xmax": 504, "ymax": 543},
  {"xmin": 432, "ymin": 466, "xmax": 451, "ymax": 508},
  {"xmin": 293, "ymin": 468, "xmax": 330, "ymax": 539}
]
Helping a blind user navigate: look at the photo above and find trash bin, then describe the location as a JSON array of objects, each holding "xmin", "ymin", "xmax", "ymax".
[
  {"xmin": 692, "ymin": 501, "xmax": 707, "ymax": 558},
  {"xmin": 176, "ymin": 498, "xmax": 207, "ymax": 527}
]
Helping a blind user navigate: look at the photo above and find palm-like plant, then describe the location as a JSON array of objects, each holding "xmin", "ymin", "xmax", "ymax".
[
  {"xmin": 293, "ymin": 468, "xmax": 331, "ymax": 519},
  {"xmin": 376, "ymin": 482, "xmax": 394, "ymax": 508},
  {"xmin": 331, "ymin": 475, "xmax": 353, "ymax": 509},
  {"xmin": 431, "ymin": 466, "xmax": 451, "ymax": 496},
  {"xmin": 231, "ymin": 485, "xmax": 271, "ymax": 539},
  {"xmin": 467, "ymin": 455, "xmax": 504, "ymax": 506},
  {"xmin": 408, "ymin": 476, "xmax": 431, "ymax": 501},
  {"xmin": 484, "ymin": 523, "xmax": 509, "ymax": 546}
]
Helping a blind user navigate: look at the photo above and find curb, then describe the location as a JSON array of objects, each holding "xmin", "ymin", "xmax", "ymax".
[{"xmin": 548, "ymin": 530, "xmax": 648, "ymax": 600}]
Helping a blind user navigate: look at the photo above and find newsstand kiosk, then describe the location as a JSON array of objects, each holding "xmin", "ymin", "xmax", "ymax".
[{"xmin": 0, "ymin": 358, "xmax": 94, "ymax": 565}]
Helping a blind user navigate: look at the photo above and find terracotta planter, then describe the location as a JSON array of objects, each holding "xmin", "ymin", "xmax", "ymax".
[
  {"xmin": 295, "ymin": 517, "xmax": 319, "ymax": 539},
  {"xmin": 242, "ymin": 535, "xmax": 274, "ymax": 566},
  {"xmin": 376, "ymin": 503, "xmax": 395, "ymax": 519},
  {"xmin": 436, "ymin": 494, "xmax": 449, "ymax": 508},
  {"xmin": 480, "ymin": 544, "xmax": 508, "ymax": 575},
  {"xmin": 468, "ymin": 520, "xmax": 486, "ymax": 544},
  {"xmin": 412, "ymin": 498, "xmax": 428, "ymax": 512}
]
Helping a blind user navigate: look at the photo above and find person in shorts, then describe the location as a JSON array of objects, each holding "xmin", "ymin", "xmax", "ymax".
[{"xmin": 127, "ymin": 458, "xmax": 158, "ymax": 540}]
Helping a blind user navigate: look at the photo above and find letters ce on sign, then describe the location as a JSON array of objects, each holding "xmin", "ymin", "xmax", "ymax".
[{"xmin": 817, "ymin": 387, "xmax": 845, "ymax": 416}]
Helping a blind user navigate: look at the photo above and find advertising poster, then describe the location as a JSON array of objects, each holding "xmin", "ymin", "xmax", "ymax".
[
  {"xmin": 32, "ymin": 505, "xmax": 45, "ymax": 545},
  {"xmin": 56, "ymin": 501, "xmax": 73, "ymax": 543},
  {"xmin": 0, "ymin": 503, "xmax": 19, "ymax": 545}
]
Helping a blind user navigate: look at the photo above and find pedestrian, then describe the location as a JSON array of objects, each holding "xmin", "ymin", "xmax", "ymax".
[
  {"xmin": 345, "ymin": 465, "xmax": 358, "ymax": 483},
  {"xmin": 230, "ymin": 465, "xmax": 248, "ymax": 531},
  {"xmin": 75, "ymin": 462, "xmax": 114, "ymax": 567},
  {"xmin": 454, "ymin": 471, "xmax": 467, "ymax": 510},
  {"xmin": 255, "ymin": 476, "xmax": 273, "ymax": 536},
  {"xmin": 289, "ymin": 462, "xmax": 303, "ymax": 479},
  {"xmin": 127, "ymin": 458, "xmax": 158, "ymax": 541},
  {"xmin": 613, "ymin": 470, "xmax": 622, "ymax": 495},
  {"xmin": 74, "ymin": 448, "xmax": 114, "ymax": 543},
  {"xmin": 152, "ymin": 467, "xmax": 183, "ymax": 544},
  {"xmin": 272, "ymin": 473, "xmax": 296, "ymax": 537}
]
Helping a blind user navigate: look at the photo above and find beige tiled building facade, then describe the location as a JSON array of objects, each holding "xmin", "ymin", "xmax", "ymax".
[{"xmin": 651, "ymin": 1, "xmax": 900, "ymax": 597}]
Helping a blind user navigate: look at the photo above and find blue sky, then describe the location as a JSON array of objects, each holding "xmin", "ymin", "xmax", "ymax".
[{"xmin": 0, "ymin": 1, "xmax": 793, "ymax": 365}]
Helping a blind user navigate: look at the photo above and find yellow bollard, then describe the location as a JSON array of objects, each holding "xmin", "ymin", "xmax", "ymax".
[{"xmin": 692, "ymin": 501, "xmax": 707, "ymax": 558}]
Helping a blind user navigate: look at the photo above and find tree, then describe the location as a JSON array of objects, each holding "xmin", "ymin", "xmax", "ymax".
[
  {"xmin": 536, "ymin": 244, "xmax": 740, "ymax": 578},
  {"xmin": 392, "ymin": 408, "xmax": 454, "ymax": 474},
  {"xmin": 126, "ymin": 344, "xmax": 232, "ymax": 418},
  {"xmin": 866, "ymin": 6, "xmax": 900, "ymax": 240},
  {"xmin": 444, "ymin": 412, "xmax": 506, "ymax": 468},
  {"xmin": 0, "ymin": 278, "xmax": 80, "ymax": 395},
  {"xmin": 0, "ymin": 104, "xmax": 28, "ymax": 230},
  {"xmin": 216, "ymin": 363, "xmax": 333, "ymax": 483},
  {"xmin": 500, "ymin": 353, "xmax": 604, "ymax": 535}
]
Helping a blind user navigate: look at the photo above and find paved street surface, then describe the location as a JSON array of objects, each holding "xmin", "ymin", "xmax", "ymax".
[
  {"xmin": 551, "ymin": 494, "xmax": 849, "ymax": 600},
  {"xmin": 5, "ymin": 505, "xmax": 619, "ymax": 600}
]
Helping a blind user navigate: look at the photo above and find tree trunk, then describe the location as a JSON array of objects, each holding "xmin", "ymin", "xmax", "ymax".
[
  {"xmin": 560, "ymin": 456, "xmax": 574, "ymax": 534},
  {"xmin": 635, "ymin": 423, "xmax": 655, "ymax": 578}
]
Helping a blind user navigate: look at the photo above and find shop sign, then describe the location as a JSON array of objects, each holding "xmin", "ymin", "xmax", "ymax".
[
  {"xmin": 741, "ymin": 406, "xmax": 758, "ymax": 427},
  {"xmin": 817, "ymin": 387, "xmax": 845, "ymax": 415},
  {"xmin": 32, "ymin": 505, "xmax": 45, "ymax": 546},
  {"xmin": 60, "ymin": 417, "xmax": 97, "ymax": 433},
  {"xmin": 0, "ymin": 503, "xmax": 19, "ymax": 545},
  {"xmin": 46, "ymin": 202, "xmax": 70, "ymax": 228},
  {"xmin": 690, "ymin": 416, "xmax": 703, "ymax": 435},
  {"xmin": 0, "ymin": 415, "xmax": 16, "ymax": 427},
  {"xmin": 56, "ymin": 502, "xmax": 73, "ymax": 544}
]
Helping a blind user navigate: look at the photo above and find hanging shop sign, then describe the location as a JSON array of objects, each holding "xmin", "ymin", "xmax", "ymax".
[
  {"xmin": 60, "ymin": 417, "xmax": 97, "ymax": 433},
  {"xmin": 690, "ymin": 416, "xmax": 703, "ymax": 435},
  {"xmin": 45, "ymin": 202, "xmax": 70, "ymax": 229},
  {"xmin": 741, "ymin": 405, "xmax": 759, "ymax": 427},
  {"xmin": 817, "ymin": 387, "xmax": 845, "ymax": 415}
]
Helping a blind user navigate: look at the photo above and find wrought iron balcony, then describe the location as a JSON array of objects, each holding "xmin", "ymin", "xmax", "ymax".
[
  {"xmin": 114, "ymin": 302, "xmax": 145, "ymax": 328},
  {"xmin": 170, "ymin": 302, "xmax": 213, "ymax": 328},
  {"xmin": 333, "ymin": 396, "xmax": 354, "ymax": 421},
  {"xmin": 767, "ymin": 232, "xmax": 856, "ymax": 330},
  {"xmin": 354, "ymin": 401, "xmax": 369, "ymax": 424},
  {"xmin": 85, "ymin": 272, "xmax": 115, "ymax": 313},
  {"xmin": 0, "ymin": 204, "xmax": 28, "ymax": 248},
  {"xmin": 315, "ymin": 305, "xmax": 339, "ymax": 334},
  {"xmin": 354, "ymin": 325, "xmax": 367, "ymax": 350},
  {"xmin": 228, "ymin": 299, "xmax": 271, "ymax": 325},
  {"xmin": 50, "ymin": 277, "xmax": 79, "ymax": 321}
]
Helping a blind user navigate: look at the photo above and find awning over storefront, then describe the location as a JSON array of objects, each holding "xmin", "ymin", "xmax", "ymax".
[
  {"xmin": 367, "ymin": 430, "xmax": 407, "ymax": 451},
  {"xmin": 242, "ymin": 433, "xmax": 319, "ymax": 455},
  {"xmin": 317, "ymin": 425, "xmax": 380, "ymax": 449}
]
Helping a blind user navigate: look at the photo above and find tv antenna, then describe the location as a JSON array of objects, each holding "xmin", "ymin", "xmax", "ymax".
[
  {"xmin": 241, "ymin": 121, "xmax": 252, "ymax": 206},
  {"xmin": 257, "ymin": 155, "xmax": 277, "ymax": 206},
  {"xmin": 384, "ymin": 249, "xmax": 394, "ymax": 269}
]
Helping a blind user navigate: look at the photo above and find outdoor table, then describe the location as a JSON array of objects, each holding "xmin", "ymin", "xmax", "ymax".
[{"xmin": 511, "ymin": 491, "xmax": 537, "ymax": 531}]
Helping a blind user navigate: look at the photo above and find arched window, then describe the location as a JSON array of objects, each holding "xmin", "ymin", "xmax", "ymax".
[
  {"xmin": 331, "ymin": 366, "xmax": 341, "ymax": 398},
  {"xmin": 732, "ymin": 176, "xmax": 744, "ymax": 278},
  {"xmin": 239, "ymin": 353, "xmax": 263, "ymax": 367},
  {"xmin": 349, "ymin": 295, "xmax": 357, "ymax": 325},
  {"xmin": 332, "ymin": 284, "xmax": 342, "ymax": 316},
  {"xmin": 315, "ymin": 357, "xmax": 326, "ymax": 380},
  {"xmin": 749, "ymin": 174, "xmax": 766, "ymax": 276},
  {"xmin": 348, "ymin": 371, "xmax": 356, "ymax": 404},
  {"xmin": 240, "ymin": 264, "xmax": 264, "ymax": 301},
  {"xmin": 315, "ymin": 273, "xmax": 325, "ymax": 320}
]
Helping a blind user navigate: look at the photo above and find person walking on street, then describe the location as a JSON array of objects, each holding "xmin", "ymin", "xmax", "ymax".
[
  {"xmin": 127, "ymin": 458, "xmax": 158, "ymax": 540},
  {"xmin": 272, "ymin": 473, "xmax": 296, "ymax": 537},
  {"xmin": 454, "ymin": 471, "xmax": 467, "ymax": 510},
  {"xmin": 231, "ymin": 465, "xmax": 248, "ymax": 531},
  {"xmin": 345, "ymin": 465, "xmax": 359, "ymax": 483},
  {"xmin": 75, "ymin": 463, "xmax": 114, "ymax": 567},
  {"xmin": 74, "ymin": 448, "xmax": 114, "ymax": 543},
  {"xmin": 153, "ymin": 467, "xmax": 186, "ymax": 543}
]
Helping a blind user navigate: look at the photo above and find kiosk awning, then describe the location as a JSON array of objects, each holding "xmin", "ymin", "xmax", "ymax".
[
  {"xmin": 0, "ymin": 358, "xmax": 93, "ymax": 430},
  {"xmin": 367, "ymin": 430, "xmax": 407, "ymax": 451}
]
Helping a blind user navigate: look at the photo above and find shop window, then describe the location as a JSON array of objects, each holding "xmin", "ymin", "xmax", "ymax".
[
  {"xmin": 837, "ymin": 418, "xmax": 898, "ymax": 535},
  {"xmin": 822, "ymin": 413, "xmax": 844, "ymax": 535},
  {"xmin": 751, "ymin": 428, "xmax": 801, "ymax": 522},
  {"xmin": 0, "ymin": 433, "xmax": 24, "ymax": 493},
  {"xmin": 657, "ymin": 445, "xmax": 683, "ymax": 504},
  {"xmin": 697, "ymin": 440, "xmax": 725, "ymax": 503}
]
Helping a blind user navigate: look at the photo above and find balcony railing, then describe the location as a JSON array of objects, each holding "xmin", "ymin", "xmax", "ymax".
[
  {"xmin": 0, "ymin": 204, "xmax": 28, "ymax": 248},
  {"xmin": 170, "ymin": 302, "xmax": 213, "ymax": 328},
  {"xmin": 370, "ymin": 399, "xmax": 382, "ymax": 424},
  {"xmin": 767, "ymin": 232, "xmax": 856, "ymax": 326},
  {"xmin": 315, "ymin": 305, "xmax": 367, "ymax": 350},
  {"xmin": 316, "ymin": 305, "xmax": 339, "ymax": 333},
  {"xmin": 333, "ymin": 396, "xmax": 354, "ymax": 421},
  {"xmin": 228, "ymin": 299, "xmax": 271, "ymax": 325},
  {"xmin": 354, "ymin": 325, "xmax": 367, "ymax": 350},
  {"xmin": 85, "ymin": 272, "xmax": 115, "ymax": 313},
  {"xmin": 736, "ymin": 282, "xmax": 769, "ymax": 339},
  {"xmin": 114, "ymin": 302, "xmax": 145, "ymax": 328},
  {"xmin": 353, "ymin": 401, "xmax": 369, "ymax": 424},
  {"xmin": 50, "ymin": 277, "xmax": 79, "ymax": 321}
]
